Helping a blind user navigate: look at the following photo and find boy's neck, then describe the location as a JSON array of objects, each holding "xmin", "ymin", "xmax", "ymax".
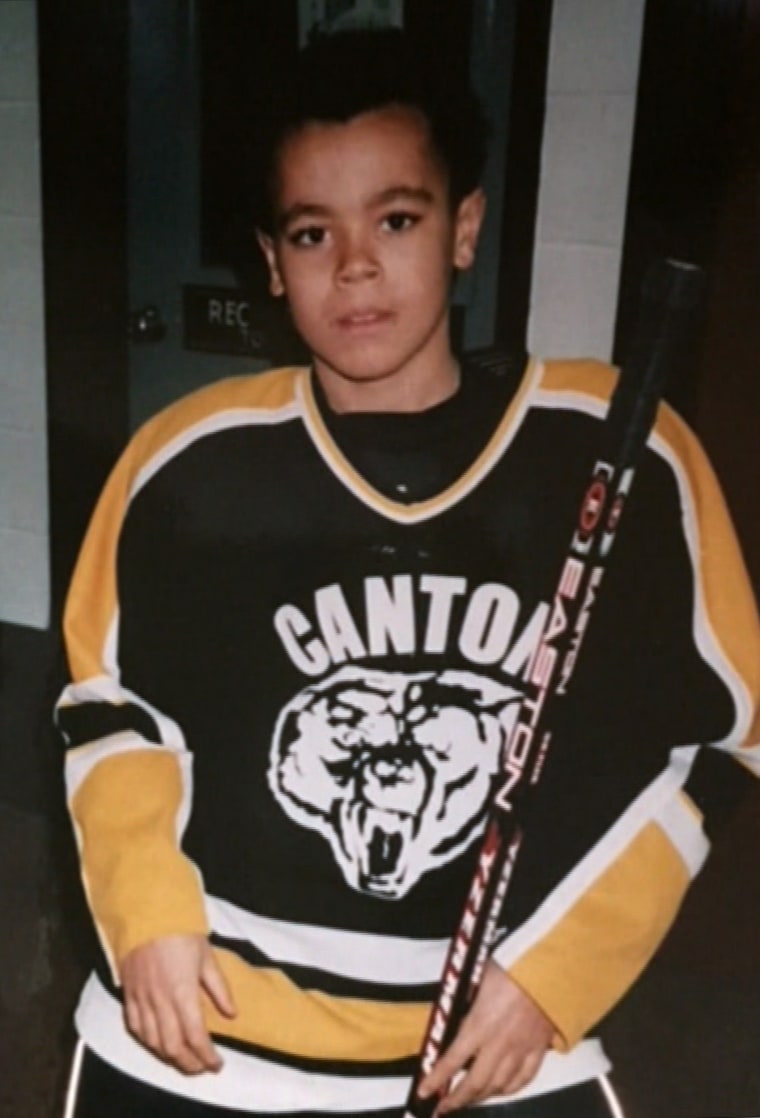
[{"xmin": 313, "ymin": 356, "xmax": 461, "ymax": 415}]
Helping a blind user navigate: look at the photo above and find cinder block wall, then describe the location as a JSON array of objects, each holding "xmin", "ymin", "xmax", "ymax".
[
  {"xmin": 0, "ymin": 1, "xmax": 49, "ymax": 629},
  {"xmin": 528, "ymin": 0, "xmax": 646, "ymax": 360}
]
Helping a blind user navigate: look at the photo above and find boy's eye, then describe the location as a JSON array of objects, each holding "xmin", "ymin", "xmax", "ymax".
[
  {"xmin": 288, "ymin": 225, "xmax": 327, "ymax": 247},
  {"xmin": 381, "ymin": 211, "xmax": 419, "ymax": 233}
]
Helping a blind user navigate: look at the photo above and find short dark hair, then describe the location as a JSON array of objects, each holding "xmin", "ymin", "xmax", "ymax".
[{"xmin": 253, "ymin": 28, "xmax": 489, "ymax": 233}]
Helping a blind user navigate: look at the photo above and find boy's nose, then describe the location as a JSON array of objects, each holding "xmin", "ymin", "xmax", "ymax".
[{"xmin": 335, "ymin": 234, "xmax": 380, "ymax": 284}]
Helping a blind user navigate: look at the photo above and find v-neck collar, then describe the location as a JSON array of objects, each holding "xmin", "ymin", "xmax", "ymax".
[{"xmin": 297, "ymin": 357, "xmax": 542, "ymax": 524}]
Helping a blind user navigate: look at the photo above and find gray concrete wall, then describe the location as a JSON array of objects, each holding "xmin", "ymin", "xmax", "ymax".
[
  {"xmin": 528, "ymin": 0, "xmax": 646, "ymax": 360},
  {"xmin": 0, "ymin": 1, "xmax": 50, "ymax": 630}
]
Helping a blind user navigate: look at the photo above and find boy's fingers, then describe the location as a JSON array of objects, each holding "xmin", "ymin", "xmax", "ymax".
[
  {"xmin": 120, "ymin": 935, "xmax": 225, "ymax": 1073},
  {"xmin": 435, "ymin": 1027, "xmax": 550, "ymax": 1112},
  {"xmin": 124, "ymin": 994, "xmax": 161, "ymax": 1058},
  {"xmin": 124, "ymin": 993, "xmax": 141, "ymax": 1037},
  {"xmin": 436, "ymin": 1050, "xmax": 501, "ymax": 1113},
  {"xmin": 178, "ymin": 1002, "xmax": 223, "ymax": 1073},
  {"xmin": 164, "ymin": 975, "xmax": 223, "ymax": 1073},
  {"xmin": 150, "ymin": 988, "xmax": 219, "ymax": 1074},
  {"xmin": 437, "ymin": 1074, "xmax": 481, "ymax": 1114},
  {"xmin": 137, "ymin": 1004, "xmax": 162, "ymax": 1055},
  {"xmin": 513, "ymin": 1048, "xmax": 545, "ymax": 1091},
  {"xmin": 418, "ymin": 1026, "xmax": 477, "ymax": 1099},
  {"xmin": 200, "ymin": 948, "xmax": 237, "ymax": 1019},
  {"xmin": 419, "ymin": 965, "xmax": 553, "ymax": 1110},
  {"xmin": 434, "ymin": 1035, "xmax": 505, "ymax": 1113},
  {"xmin": 124, "ymin": 982, "xmax": 161, "ymax": 1052}
]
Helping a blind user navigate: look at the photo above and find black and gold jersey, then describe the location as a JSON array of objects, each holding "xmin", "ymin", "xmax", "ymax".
[{"xmin": 58, "ymin": 358, "xmax": 760, "ymax": 1112}]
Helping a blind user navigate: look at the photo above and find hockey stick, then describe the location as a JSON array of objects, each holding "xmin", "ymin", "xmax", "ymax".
[{"xmin": 403, "ymin": 258, "xmax": 704, "ymax": 1118}]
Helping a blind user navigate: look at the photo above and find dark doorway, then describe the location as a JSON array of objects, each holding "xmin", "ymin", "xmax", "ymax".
[{"xmin": 615, "ymin": 0, "xmax": 760, "ymax": 590}]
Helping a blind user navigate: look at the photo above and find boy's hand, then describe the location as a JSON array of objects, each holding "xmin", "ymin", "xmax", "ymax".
[
  {"xmin": 120, "ymin": 934, "xmax": 237, "ymax": 1075},
  {"xmin": 418, "ymin": 961, "xmax": 553, "ymax": 1114}
]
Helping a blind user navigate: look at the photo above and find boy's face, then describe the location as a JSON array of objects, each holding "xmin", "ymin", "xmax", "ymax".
[{"xmin": 258, "ymin": 106, "xmax": 485, "ymax": 412}]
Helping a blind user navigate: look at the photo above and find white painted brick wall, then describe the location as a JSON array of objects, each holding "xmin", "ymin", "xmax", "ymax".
[
  {"xmin": 0, "ymin": 1, "xmax": 49, "ymax": 628},
  {"xmin": 529, "ymin": 0, "xmax": 646, "ymax": 360}
]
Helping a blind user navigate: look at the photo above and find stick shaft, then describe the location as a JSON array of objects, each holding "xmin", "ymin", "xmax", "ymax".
[{"xmin": 403, "ymin": 260, "xmax": 704, "ymax": 1118}]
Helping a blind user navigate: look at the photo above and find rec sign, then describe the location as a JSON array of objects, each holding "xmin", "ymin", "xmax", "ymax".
[{"xmin": 183, "ymin": 285, "xmax": 265, "ymax": 355}]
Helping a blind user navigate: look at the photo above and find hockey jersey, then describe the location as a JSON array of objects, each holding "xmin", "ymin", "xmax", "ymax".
[{"xmin": 58, "ymin": 358, "xmax": 760, "ymax": 1112}]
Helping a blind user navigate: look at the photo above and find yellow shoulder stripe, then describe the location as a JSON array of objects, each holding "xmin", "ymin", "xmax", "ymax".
[{"xmin": 65, "ymin": 368, "xmax": 305, "ymax": 682}]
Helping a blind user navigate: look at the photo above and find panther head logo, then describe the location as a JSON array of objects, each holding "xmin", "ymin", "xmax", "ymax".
[{"xmin": 268, "ymin": 666, "xmax": 520, "ymax": 899}]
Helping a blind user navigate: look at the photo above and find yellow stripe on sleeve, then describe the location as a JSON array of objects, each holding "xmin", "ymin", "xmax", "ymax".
[
  {"xmin": 507, "ymin": 820, "xmax": 691, "ymax": 1051},
  {"xmin": 205, "ymin": 949, "xmax": 429, "ymax": 1065},
  {"xmin": 71, "ymin": 749, "xmax": 209, "ymax": 967}
]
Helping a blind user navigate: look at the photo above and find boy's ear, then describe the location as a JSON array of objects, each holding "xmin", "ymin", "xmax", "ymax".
[
  {"xmin": 256, "ymin": 230, "xmax": 286, "ymax": 297},
  {"xmin": 453, "ymin": 187, "xmax": 486, "ymax": 271}
]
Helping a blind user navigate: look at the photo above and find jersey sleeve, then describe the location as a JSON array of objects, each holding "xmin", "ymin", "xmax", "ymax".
[
  {"xmin": 491, "ymin": 373, "xmax": 760, "ymax": 1050},
  {"xmin": 57, "ymin": 405, "xmax": 218, "ymax": 977}
]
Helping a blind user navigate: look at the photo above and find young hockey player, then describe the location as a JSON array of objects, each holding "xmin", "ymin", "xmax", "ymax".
[{"xmin": 59, "ymin": 28, "xmax": 760, "ymax": 1118}]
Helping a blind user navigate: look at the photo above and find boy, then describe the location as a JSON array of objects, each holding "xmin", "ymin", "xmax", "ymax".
[{"xmin": 59, "ymin": 29, "xmax": 759, "ymax": 1118}]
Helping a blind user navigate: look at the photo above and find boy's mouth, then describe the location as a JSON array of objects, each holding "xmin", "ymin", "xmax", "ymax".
[{"xmin": 336, "ymin": 309, "xmax": 393, "ymax": 331}]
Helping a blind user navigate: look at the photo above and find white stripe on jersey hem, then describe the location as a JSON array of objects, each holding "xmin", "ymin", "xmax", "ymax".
[
  {"xmin": 75, "ymin": 974, "xmax": 610, "ymax": 1111},
  {"xmin": 492, "ymin": 750, "xmax": 699, "ymax": 971},
  {"xmin": 207, "ymin": 894, "xmax": 449, "ymax": 985},
  {"xmin": 75, "ymin": 974, "xmax": 408, "ymax": 1112}
]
